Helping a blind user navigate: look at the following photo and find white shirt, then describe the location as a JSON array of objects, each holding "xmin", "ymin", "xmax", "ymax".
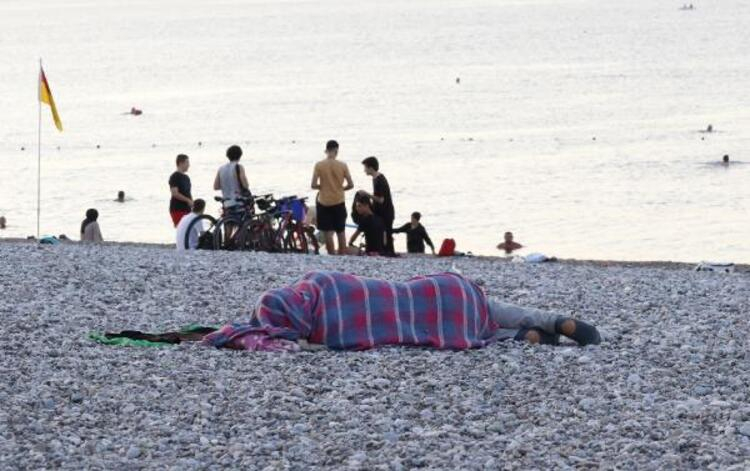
[{"xmin": 175, "ymin": 213, "xmax": 203, "ymax": 250}]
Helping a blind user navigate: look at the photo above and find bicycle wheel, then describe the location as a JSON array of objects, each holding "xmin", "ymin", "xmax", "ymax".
[
  {"xmin": 237, "ymin": 219, "xmax": 270, "ymax": 252},
  {"xmin": 283, "ymin": 222, "xmax": 309, "ymax": 254},
  {"xmin": 212, "ymin": 216, "xmax": 242, "ymax": 250},
  {"xmin": 183, "ymin": 215, "xmax": 217, "ymax": 250}
]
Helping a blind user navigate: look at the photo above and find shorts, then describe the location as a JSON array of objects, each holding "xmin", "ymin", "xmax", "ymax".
[
  {"xmin": 315, "ymin": 202, "xmax": 347, "ymax": 233},
  {"xmin": 170, "ymin": 209, "xmax": 190, "ymax": 227}
]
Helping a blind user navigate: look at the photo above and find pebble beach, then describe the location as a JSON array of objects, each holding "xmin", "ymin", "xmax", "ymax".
[{"xmin": 1, "ymin": 241, "xmax": 749, "ymax": 469}]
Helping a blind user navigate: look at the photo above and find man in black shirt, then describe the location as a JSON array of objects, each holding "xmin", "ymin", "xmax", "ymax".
[
  {"xmin": 169, "ymin": 154, "xmax": 193, "ymax": 226},
  {"xmin": 394, "ymin": 212, "xmax": 435, "ymax": 254},
  {"xmin": 361, "ymin": 156, "xmax": 395, "ymax": 254},
  {"xmin": 348, "ymin": 194, "xmax": 386, "ymax": 255}
]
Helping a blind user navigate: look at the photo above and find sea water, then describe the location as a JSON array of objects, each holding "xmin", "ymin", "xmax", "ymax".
[{"xmin": 1, "ymin": 0, "xmax": 748, "ymax": 262}]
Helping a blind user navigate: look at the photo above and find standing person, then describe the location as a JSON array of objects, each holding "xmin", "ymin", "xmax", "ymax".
[
  {"xmin": 348, "ymin": 193, "xmax": 386, "ymax": 255},
  {"xmin": 361, "ymin": 156, "xmax": 395, "ymax": 254},
  {"xmin": 393, "ymin": 211, "xmax": 435, "ymax": 254},
  {"xmin": 80, "ymin": 209, "xmax": 103, "ymax": 243},
  {"xmin": 213, "ymin": 145, "xmax": 251, "ymax": 211},
  {"xmin": 168, "ymin": 154, "xmax": 192, "ymax": 227},
  {"xmin": 310, "ymin": 140, "xmax": 354, "ymax": 255},
  {"xmin": 175, "ymin": 199, "xmax": 206, "ymax": 251}
]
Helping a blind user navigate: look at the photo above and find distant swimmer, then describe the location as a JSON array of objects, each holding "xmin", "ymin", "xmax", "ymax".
[
  {"xmin": 0, "ymin": 216, "xmax": 6, "ymax": 229},
  {"xmin": 497, "ymin": 231, "xmax": 524, "ymax": 255},
  {"xmin": 707, "ymin": 124, "xmax": 713, "ymax": 133},
  {"xmin": 115, "ymin": 190, "xmax": 126, "ymax": 203},
  {"xmin": 456, "ymin": 77, "xmax": 460, "ymax": 84},
  {"xmin": 723, "ymin": 154, "xmax": 730, "ymax": 164}
]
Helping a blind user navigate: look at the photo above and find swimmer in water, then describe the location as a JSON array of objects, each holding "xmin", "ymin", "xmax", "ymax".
[
  {"xmin": 722, "ymin": 155, "xmax": 730, "ymax": 164},
  {"xmin": 116, "ymin": 190, "xmax": 126, "ymax": 203}
]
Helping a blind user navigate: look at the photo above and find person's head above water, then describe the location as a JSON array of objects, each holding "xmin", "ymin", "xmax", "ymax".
[
  {"xmin": 723, "ymin": 154, "xmax": 729, "ymax": 163},
  {"xmin": 192, "ymin": 198, "xmax": 206, "ymax": 214},
  {"xmin": 325, "ymin": 140, "xmax": 339, "ymax": 159},
  {"xmin": 117, "ymin": 191, "xmax": 125, "ymax": 202},
  {"xmin": 176, "ymin": 154, "xmax": 190, "ymax": 172},
  {"xmin": 226, "ymin": 145, "xmax": 243, "ymax": 162},
  {"xmin": 361, "ymin": 156, "xmax": 379, "ymax": 176}
]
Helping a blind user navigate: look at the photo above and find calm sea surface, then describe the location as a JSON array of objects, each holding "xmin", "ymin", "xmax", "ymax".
[{"xmin": 1, "ymin": 0, "xmax": 749, "ymax": 262}]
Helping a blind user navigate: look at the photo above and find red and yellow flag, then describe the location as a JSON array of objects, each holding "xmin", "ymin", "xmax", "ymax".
[{"xmin": 39, "ymin": 67, "xmax": 63, "ymax": 132}]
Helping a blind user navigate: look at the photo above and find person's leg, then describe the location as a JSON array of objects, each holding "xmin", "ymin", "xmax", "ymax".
[
  {"xmin": 488, "ymin": 298, "xmax": 601, "ymax": 346},
  {"xmin": 323, "ymin": 231, "xmax": 336, "ymax": 255},
  {"xmin": 488, "ymin": 299, "xmax": 559, "ymax": 334},
  {"xmin": 385, "ymin": 221, "xmax": 394, "ymax": 254},
  {"xmin": 335, "ymin": 230, "xmax": 347, "ymax": 255}
]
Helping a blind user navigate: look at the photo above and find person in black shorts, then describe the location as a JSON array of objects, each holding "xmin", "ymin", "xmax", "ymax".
[
  {"xmin": 310, "ymin": 140, "xmax": 354, "ymax": 255},
  {"xmin": 361, "ymin": 156, "xmax": 395, "ymax": 254},
  {"xmin": 348, "ymin": 193, "xmax": 386, "ymax": 255},
  {"xmin": 168, "ymin": 154, "xmax": 192, "ymax": 227},
  {"xmin": 394, "ymin": 212, "xmax": 435, "ymax": 254}
]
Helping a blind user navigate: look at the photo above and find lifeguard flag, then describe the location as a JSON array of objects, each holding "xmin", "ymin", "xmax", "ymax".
[{"xmin": 39, "ymin": 67, "xmax": 63, "ymax": 132}]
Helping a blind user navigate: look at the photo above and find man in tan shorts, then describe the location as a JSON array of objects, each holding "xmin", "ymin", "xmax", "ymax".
[{"xmin": 310, "ymin": 140, "xmax": 354, "ymax": 254}]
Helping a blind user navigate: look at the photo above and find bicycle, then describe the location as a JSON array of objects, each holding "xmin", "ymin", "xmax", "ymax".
[
  {"xmin": 182, "ymin": 195, "xmax": 257, "ymax": 251},
  {"xmin": 239, "ymin": 195, "xmax": 319, "ymax": 254}
]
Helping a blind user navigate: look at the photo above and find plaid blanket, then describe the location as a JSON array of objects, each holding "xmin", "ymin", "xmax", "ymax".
[{"xmin": 203, "ymin": 270, "xmax": 497, "ymax": 351}]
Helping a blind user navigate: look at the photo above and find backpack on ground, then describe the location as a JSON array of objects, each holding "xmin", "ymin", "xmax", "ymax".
[{"xmin": 438, "ymin": 238, "xmax": 456, "ymax": 257}]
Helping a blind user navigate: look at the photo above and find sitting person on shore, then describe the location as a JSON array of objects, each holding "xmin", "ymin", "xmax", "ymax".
[
  {"xmin": 393, "ymin": 211, "xmax": 435, "ymax": 254},
  {"xmin": 80, "ymin": 209, "xmax": 103, "ymax": 243},
  {"xmin": 202, "ymin": 270, "xmax": 601, "ymax": 352},
  {"xmin": 348, "ymin": 193, "xmax": 386, "ymax": 255},
  {"xmin": 497, "ymin": 231, "xmax": 523, "ymax": 254},
  {"xmin": 175, "ymin": 199, "xmax": 206, "ymax": 251}
]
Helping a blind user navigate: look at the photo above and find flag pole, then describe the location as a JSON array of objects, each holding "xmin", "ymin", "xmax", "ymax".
[{"xmin": 37, "ymin": 58, "xmax": 42, "ymax": 239}]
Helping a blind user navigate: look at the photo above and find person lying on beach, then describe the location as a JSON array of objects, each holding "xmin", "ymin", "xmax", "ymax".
[
  {"xmin": 202, "ymin": 270, "xmax": 601, "ymax": 352},
  {"xmin": 393, "ymin": 211, "xmax": 435, "ymax": 254},
  {"xmin": 348, "ymin": 193, "xmax": 386, "ymax": 255},
  {"xmin": 80, "ymin": 208, "xmax": 103, "ymax": 243},
  {"xmin": 497, "ymin": 231, "xmax": 523, "ymax": 254}
]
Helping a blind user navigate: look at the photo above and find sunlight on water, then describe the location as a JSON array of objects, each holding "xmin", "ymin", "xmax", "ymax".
[{"xmin": 1, "ymin": 0, "xmax": 748, "ymax": 262}]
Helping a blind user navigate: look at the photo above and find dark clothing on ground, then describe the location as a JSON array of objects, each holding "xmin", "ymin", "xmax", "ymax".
[
  {"xmin": 316, "ymin": 201, "xmax": 347, "ymax": 233},
  {"xmin": 357, "ymin": 213, "xmax": 386, "ymax": 254},
  {"xmin": 372, "ymin": 174, "xmax": 395, "ymax": 253},
  {"xmin": 394, "ymin": 223, "xmax": 435, "ymax": 254},
  {"xmin": 169, "ymin": 171, "xmax": 192, "ymax": 212}
]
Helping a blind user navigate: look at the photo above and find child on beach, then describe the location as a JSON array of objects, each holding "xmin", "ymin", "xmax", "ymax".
[
  {"xmin": 80, "ymin": 209, "xmax": 103, "ymax": 243},
  {"xmin": 393, "ymin": 211, "xmax": 435, "ymax": 254}
]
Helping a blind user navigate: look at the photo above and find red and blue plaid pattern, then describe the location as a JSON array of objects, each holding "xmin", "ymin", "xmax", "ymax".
[{"xmin": 205, "ymin": 270, "xmax": 497, "ymax": 351}]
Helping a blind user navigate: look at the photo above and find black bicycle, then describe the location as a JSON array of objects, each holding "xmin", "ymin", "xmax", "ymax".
[{"xmin": 182, "ymin": 195, "xmax": 258, "ymax": 250}]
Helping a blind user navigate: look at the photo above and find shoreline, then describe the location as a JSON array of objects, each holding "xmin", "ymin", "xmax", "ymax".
[{"xmin": 2, "ymin": 236, "xmax": 746, "ymax": 273}]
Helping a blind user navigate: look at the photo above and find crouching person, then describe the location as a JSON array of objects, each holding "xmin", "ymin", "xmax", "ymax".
[{"xmin": 175, "ymin": 199, "xmax": 206, "ymax": 251}]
